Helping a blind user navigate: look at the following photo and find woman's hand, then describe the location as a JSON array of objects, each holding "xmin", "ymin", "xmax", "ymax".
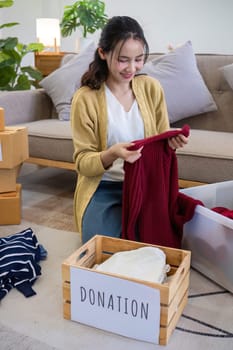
[
  {"xmin": 101, "ymin": 142, "xmax": 143, "ymax": 169},
  {"xmin": 168, "ymin": 133, "xmax": 188, "ymax": 150}
]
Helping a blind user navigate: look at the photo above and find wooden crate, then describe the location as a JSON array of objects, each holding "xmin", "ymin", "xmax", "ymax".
[{"xmin": 62, "ymin": 235, "xmax": 191, "ymax": 345}]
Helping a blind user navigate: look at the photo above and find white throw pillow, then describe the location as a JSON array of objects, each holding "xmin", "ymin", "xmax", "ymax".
[
  {"xmin": 39, "ymin": 41, "xmax": 96, "ymax": 121},
  {"xmin": 220, "ymin": 63, "xmax": 233, "ymax": 89},
  {"xmin": 140, "ymin": 41, "xmax": 217, "ymax": 123}
]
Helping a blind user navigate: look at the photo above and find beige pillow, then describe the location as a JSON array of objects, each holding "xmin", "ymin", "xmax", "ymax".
[
  {"xmin": 141, "ymin": 41, "xmax": 217, "ymax": 123},
  {"xmin": 220, "ymin": 63, "xmax": 233, "ymax": 89},
  {"xmin": 39, "ymin": 42, "xmax": 96, "ymax": 121}
]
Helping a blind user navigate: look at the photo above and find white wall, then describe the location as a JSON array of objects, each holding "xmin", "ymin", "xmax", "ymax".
[
  {"xmin": 1, "ymin": 0, "xmax": 233, "ymax": 65},
  {"xmin": 109, "ymin": 0, "xmax": 233, "ymax": 54}
]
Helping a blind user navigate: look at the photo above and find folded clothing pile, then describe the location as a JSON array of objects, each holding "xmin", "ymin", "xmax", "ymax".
[
  {"xmin": 0, "ymin": 228, "xmax": 47, "ymax": 300},
  {"xmin": 95, "ymin": 246, "xmax": 170, "ymax": 284}
]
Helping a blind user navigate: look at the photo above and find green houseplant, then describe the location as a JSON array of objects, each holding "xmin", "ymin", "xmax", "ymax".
[
  {"xmin": 0, "ymin": 0, "xmax": 44, "ymax": 90},
  {"xmin": 60, "ymin": 0, "xmax": 108, "ymax": 39}
]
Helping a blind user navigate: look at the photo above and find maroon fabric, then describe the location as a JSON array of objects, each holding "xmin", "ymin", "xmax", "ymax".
[
  {"xmin": 212, "ymin": 207, "xmax": 233, "ymax": 219},
  {"xmin": 121, "ymin": 125, "xmax": 203, "ymax": 248}
]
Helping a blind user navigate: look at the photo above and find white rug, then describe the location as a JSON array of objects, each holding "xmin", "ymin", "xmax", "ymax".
[
  {"xmin": 0, "ymin": 220, "xmax": 232, "ymax": 350},
  {"xmin": 0, "ymin": 166, "xmax": 232, "ymax": 349}
]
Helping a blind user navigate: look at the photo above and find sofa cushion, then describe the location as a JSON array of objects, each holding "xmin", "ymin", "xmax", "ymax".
[
  {"xmin": 220, "ymin": 63, "xmax": 233, "ymax": 89},
  {"xmin": 141, "ymin": 41, "xmax": 217, "ymax": 123},
  {"xmin": 176, "ymin": 129, "xmax": 233, "ymax": 183},
  {"xmin": 21, "ymin": 120, "xmax": 74, "ymax": 163},
  {"xmin": 39, "ymin": 42, "xmax": 96, "ymax": 121}
]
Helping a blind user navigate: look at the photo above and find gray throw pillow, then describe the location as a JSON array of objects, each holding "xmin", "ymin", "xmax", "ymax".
[
  {"xmin": 220, "ymin": 63, "xmax": 233, "ymax": 89},
  {"xmin": 39, "ymin": 41, "xmax": 96, "ymax": 121},
  {"xmin": 141, "ymin": 41, "xmax": 217, "ymax": 123}
]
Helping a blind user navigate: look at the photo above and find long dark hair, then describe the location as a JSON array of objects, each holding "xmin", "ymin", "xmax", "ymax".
[{"xmin": 81, "ymin": 16, "xmax": 149, "ymax": 89}]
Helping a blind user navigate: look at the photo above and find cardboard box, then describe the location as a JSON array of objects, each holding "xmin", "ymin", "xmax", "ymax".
[
  {"xmin": 0, "ymin": 165, "xmax": 21, "ymax": 193},
  {"xmin": 181, "ymin": 181, "xmax": 233, "ymax": 293},
  {"xmin": 0, "ymin": 126, "xmax": 28, "ymax": 169},
  {"xmin": 0, "ymin": 107, "xmax": 4, "ymax": 131},
  {"xmin": 62, "ymin": 235, "xmax": 191, "ymax": 345},
  {"xmin": 0, "ymin": 184, "xmax": 22, "ymax": 225}
]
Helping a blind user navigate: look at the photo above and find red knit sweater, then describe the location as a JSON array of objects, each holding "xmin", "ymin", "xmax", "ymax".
[{"xmin": 121, "ymin": 125, "xmax": 203, "ymax": 248}]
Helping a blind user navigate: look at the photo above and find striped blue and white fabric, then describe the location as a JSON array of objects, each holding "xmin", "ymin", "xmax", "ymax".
[{"xmin": 0, "ymin": 228, "xmax": 47, "ymax": 300}]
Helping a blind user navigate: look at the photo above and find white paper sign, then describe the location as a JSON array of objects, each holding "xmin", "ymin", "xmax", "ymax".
[
  {"xmin": 70, "ymin": 267, "xmax": 160, "ymax": 344},
  {"xmin": 0, "ymin": 141, "xmax": 2, "ymax": 161}
]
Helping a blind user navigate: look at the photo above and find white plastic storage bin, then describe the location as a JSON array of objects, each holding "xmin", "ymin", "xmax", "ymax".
[{"xmin": 181, "ymin": 181, "xmax": 233, "ymax": 293}]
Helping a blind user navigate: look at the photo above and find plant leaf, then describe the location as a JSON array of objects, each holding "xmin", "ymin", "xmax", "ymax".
[
  {"xmin": 27, "ymin": 42, "xmax": 44, "ymax": 52},
  {"xmin": 0, "ymin": 65, "xmax": 15, "ymax": 87},
  {"xmin": 0, "ymin": 37, "xmax": 18, "ymax": 50},
  {"xmin": 14, "ymin": 74, "xmax": 31, "ymax": 90},
  {"xmin": 0, "ymin": 0, "xmax": 14, "ymax": 8},
  {"xmin": 21, "ymin": 66, "xmax": 43, "ymax": 80},
  {"xmin": 0, "ymin": 51, "xmax": 14, "ymax": 66},
  {"xmin": 0, "ymin": 22, "xmax": 19, "ymax": 29},
  {"xmin": 0, "ymin": 0, "xmax": 46, "ymax": 90},
  {"xmin": 60, "ymin": 0, "xmax": 108, "ymax": 38}
]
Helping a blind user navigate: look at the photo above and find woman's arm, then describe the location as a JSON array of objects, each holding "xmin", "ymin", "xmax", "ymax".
[{"xmin": 100, "ymin": 142, "xmax": 143, "ymax": 168}]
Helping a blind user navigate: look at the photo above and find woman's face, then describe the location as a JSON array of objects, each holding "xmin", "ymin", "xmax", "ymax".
[{"xmin": 99, "ymin": 38, "xmax": 145, "ymax": 85}]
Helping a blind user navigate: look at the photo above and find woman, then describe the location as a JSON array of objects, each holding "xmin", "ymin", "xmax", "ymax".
[{"xmin": 71, "ymin": 16, "xmax": 188, "ymax": 243}]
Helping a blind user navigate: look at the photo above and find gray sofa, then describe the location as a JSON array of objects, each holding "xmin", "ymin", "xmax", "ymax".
[{"xmin": 1, "ymin": 50, "xmax": 233, "ymax": 187}]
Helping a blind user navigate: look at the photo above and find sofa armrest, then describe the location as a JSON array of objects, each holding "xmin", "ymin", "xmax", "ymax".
[{"xmin": 0, "ymin": 88, "xmax": 54, "ymax": 125}]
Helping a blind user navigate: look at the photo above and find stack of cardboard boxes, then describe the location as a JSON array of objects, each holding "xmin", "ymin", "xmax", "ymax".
[{"xmin": 0, "ymin": 108, "xmax": 29, "ymax": 225}]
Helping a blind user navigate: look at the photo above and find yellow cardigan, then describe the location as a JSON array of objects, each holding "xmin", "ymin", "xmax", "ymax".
[{"xmin": 71, "ymin": 74, "xmax": 170, "ymax": 236}]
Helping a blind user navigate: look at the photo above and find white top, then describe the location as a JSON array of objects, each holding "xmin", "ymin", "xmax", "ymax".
[{"xmin": 102, "ymin": 85, "xmax": 144, "ymax": 181}]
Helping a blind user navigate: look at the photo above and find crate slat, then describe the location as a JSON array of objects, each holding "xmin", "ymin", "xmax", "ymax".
[
  {"xmin": 160, "ymin": 271, "xmax": 189, "ymax": 325},
  {"xmin": 159, "ymin": 289, "xmax": 189, "ymax": 345}
]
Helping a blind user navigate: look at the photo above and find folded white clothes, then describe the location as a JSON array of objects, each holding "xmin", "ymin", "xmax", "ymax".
[{"xmin": 95, "ymin": 246, "xmax": 170, "ymax": 284}]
